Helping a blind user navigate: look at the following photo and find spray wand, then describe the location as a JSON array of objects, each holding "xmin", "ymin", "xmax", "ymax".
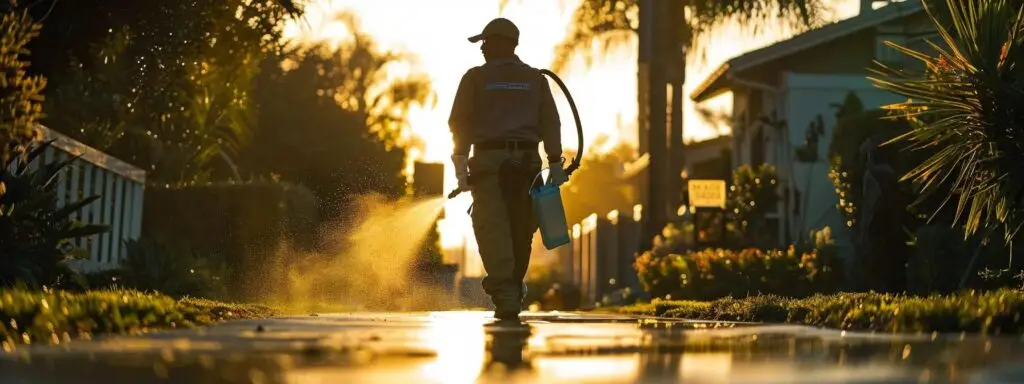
[{"xmin": 447, "ymin": 69, "xmax": 583, "ymax": 199}]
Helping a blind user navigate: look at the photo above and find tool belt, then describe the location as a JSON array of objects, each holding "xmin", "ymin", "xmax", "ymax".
[
  {"xmin": 464, "ymin": 142, "xmax": 541, "ymax": 216},
  {"xmin": 475, "ymin": 140, "xmax": 538, "ymax": 151}
]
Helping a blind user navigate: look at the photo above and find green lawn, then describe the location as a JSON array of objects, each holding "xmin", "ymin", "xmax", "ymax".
[
  {"xmin": 605, "ymin": 288, "xmax": 1024, "ymax": 334},
  {"xmin": 1, "ymin": 288, "xmax": 275, "ymax": 350}
]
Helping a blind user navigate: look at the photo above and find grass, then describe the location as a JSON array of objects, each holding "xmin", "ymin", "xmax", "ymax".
[
  {"xmin": 0, "ymin": 287, "xmax": 276, "ymax": 350},
  {"xmin": 606, "ymin": 288, "xmax": 1024, "ymax": 334}
]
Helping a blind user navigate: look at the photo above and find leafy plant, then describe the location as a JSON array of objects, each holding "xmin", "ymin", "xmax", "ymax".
[
  {"xmin": 869, "ymin": 0, "xmax": 1024, "ymax": 245},
  {"xmin": 0, "ymin": 10, "xmax": 46, "ymax": 166},
  {"xmin": 0, "ymin": 140, "xmax": 108, "ymax": 288}
]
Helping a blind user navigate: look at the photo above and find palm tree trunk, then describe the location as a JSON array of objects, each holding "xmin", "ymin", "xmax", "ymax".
[
  {"xmin": 668, "ymin": 1, "xmax": 686, "ymax": 219},
  {"xmin": 670, "ymin": 80, "xmax": 684, "ymax": 215},
  {"xmin": 639, "ymin": 0, "xmax": 670, "ymax": 249}
]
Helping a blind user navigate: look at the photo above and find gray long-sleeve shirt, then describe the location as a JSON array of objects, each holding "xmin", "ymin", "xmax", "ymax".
[{"xmin": 448, "ymin": 56, "xmax": 562, "ymax": 162}]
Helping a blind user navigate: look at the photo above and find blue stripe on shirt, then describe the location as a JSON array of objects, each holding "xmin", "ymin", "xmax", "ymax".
[{"xmin": 485, "ymin": 82, "xmax": 531, "ymax": 91}]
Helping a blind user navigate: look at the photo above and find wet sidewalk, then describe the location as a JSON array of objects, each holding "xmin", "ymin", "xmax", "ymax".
[{"xmin": 2, "ymin": 311, "xmax": 1024, "ymax": 383}]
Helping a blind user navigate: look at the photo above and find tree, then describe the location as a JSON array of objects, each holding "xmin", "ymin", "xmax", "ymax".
[
  {"xmin": 543, "ymin": 0, "xmax": 827, "ymax": 73},
  {"xmin": 39, "ymin": 0, "xmax": 301, "ymax": 184},
  {"xmin": 242, "ymin": 18, "xmax": 433, "ymax": 221},
  {"xmin": 0, "ymin": 10, "xmax": 46, "ymax": 167},
  {"xmin": 22, "ymin": 0, "xmax": 301, "ymax": 80},
  {"xmin": 310, "ymin": 14, "xmax": 435, "ymax": 150},
  {"xmin": 561, "ymin": 140, "xmax": 639, "ymax": 225}
]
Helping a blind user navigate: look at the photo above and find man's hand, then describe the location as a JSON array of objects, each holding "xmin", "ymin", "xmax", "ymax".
[
  {"xmin": 547, "ymin": 159, "xmax": 568, "ymax": 186},
  {"xmin": 452, "ymin": 155, "xmax": 471, "ymax": 191}
]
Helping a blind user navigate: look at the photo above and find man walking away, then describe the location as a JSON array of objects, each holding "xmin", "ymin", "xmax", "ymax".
[{"xmin": 449, "ymin": 17, "xmax": 567, "ymax": 322}]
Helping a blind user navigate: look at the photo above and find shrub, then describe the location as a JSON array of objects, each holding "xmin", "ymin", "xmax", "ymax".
[
  {"xmin": 828, "ymin": 109, "xmax": 915, "ymax": 229},
  {"xmin": 0, "ymin": 140, "xmax": 107, "ymax": 289},
  {"xmin": 906, "ymin": 224, "xmax": 1024, "ymax": 294},
  {"xmin": 525, "ymin": 264, "xmax": 582, "ymax": 310},
  {"xmin": 725, "ymin": 164, "xmax": 779, "ymax": 248},
  {"xmin": 617, "ymin": 288, "xmax": 1024, "ymax": 334},
  {"xmin": 141, "ymin": 179, "xmax": 317, "ymax": 300},
  {"xmin": 0, "ymin": 287, "xmax": 276, "ymax": 347},
  {"xmin": 115, "ymin": 237, "xmax": 229, "ymax": 299},
  {"xmin": 634, "ymin": 244, "xmax": 842, "ymax": 301},
  {"xmin": 632, "ymin": 222, "xmax": 689, "ymax": 299}
]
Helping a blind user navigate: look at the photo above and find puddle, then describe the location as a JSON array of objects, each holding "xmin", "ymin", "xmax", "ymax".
[{"xmin": 2, "ymin": 311, "xmax": 1024, "ymax": 383}]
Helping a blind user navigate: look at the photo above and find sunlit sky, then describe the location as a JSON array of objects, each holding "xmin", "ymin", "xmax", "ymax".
[{"xmin": 282, "ymin": 0, "xmax": 861, "ymax": 255}]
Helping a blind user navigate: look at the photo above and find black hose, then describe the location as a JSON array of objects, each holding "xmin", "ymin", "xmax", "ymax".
[
  {"xmin": 539, "ymin": 69, "xmax": 583, "ymax": 176},
  {"xmin": 448, "ymin": 68, "xmax": 584, "ymax": 199}
]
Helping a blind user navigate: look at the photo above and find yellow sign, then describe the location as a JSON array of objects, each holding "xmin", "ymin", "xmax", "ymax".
[{"xmin": 688, "ymin": 179, "xmax": 727, "ymax": 209}]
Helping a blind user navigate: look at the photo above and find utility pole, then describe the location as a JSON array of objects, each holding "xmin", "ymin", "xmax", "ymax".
[{"xmin": 638, "ymin": 0, "xmax": 670, "ymax": 249}]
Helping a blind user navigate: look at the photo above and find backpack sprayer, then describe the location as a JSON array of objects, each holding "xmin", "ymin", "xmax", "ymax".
[{"xmin": 447, "ymin": 69, "xmax": 583, "ymax": 250}]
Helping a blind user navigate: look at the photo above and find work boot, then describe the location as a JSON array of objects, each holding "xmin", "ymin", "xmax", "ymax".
[
  {"xmin": 494, "ymin": 296, "xmax": 521, "ymax": 321},
  {"xmin": 494, "ymin": 309, "xmax": 520, "ymax": 322}
]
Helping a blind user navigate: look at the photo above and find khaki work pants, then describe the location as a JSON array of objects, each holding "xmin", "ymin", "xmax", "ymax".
[{"xmin": 469, "ymin": 148, "xmax": 542, "ymax": 309}]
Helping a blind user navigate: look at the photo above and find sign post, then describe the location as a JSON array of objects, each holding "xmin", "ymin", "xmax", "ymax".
[{"xmin": 687, "ymin": 179, "xmax": 728, "ymax": 248}]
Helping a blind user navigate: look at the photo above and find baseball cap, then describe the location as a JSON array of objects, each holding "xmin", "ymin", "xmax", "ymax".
[{"xmin": 467, "ymin": 18, "xmax": 519, "ymax": 44}]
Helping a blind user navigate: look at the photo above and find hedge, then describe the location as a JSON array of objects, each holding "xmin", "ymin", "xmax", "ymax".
[
  {"xmin": 142, "ymin": 180, "xmax": 317, "ymax": 300},
  {"xmin": 634, "ymin": 246, "xmax": 842, "ymax": 301}
]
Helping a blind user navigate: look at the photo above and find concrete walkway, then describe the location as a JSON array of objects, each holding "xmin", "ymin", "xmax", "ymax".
[{"xmin": 2, "ymin": 311, "xmax": 1024, "ymax": 383}]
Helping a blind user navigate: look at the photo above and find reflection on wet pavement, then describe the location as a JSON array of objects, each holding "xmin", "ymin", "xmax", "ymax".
[{"xmin": 2, "ymin": 311, "xmax": 1024, "ymax": 383}]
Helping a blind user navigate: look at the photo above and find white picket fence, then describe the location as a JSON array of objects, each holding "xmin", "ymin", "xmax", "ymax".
[{"xmin": 22, "ymin": 126, "xmax": 147, "ymax": 272}]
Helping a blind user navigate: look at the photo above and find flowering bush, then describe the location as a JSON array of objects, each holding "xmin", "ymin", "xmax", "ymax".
[{"xmin": 634, "ymin": 244, "xmax": 842, "ymax": 301}]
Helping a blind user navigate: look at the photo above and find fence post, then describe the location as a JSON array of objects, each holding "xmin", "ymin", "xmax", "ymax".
[
  {"xmin": 619, "ymin": 206, "xmax": 645, "ymax": 297},
  {"xmin": 596, "ymin": 211, "xmax": 619, "ymax": 304},
  {"xmin": 580, "ymin": 214, "xmax": 598, "ymax": 307}
]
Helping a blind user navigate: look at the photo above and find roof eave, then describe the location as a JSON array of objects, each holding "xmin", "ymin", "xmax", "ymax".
[
  {"xmin": 690, "ymin": 62, "xmax": 731, "ymax": 102},
  {"xmin": 688, "ymin": 2, "xmax": 925, "ymax": 103}
]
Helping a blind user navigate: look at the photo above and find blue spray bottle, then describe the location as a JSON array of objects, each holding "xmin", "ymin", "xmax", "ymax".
[{"xmin": 530, "ymin": 169, "xmax": 570, "ymax": 250}]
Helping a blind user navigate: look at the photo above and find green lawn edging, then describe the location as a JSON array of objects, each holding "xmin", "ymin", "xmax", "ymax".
[
  {"xmin": 0, "ymin": 288, "xmax": 276, "ymax": 350},
  {"xmin": 607, "ymin": 289, "xmax": 1024, "ymax": 334}
]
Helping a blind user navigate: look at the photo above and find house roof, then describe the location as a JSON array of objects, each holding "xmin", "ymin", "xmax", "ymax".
[
  {"xmin": 684, "ymin": 135, "xmax": 731, "ymax": 152},
  {"xmin": 689, "ymin": 1, "xmax": 925, "ymax": 102}
]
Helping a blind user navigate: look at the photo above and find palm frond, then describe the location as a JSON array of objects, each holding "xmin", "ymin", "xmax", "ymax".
[
  {"xmin": 550, "ymin": 0, "xmax": 826, "ymax": 72},
  {"xmin": 869, "ymin": 0, "xmax": 1024, "ymax": 242},
  {"xmin": 552, "ymin": 0, "xmax": 638, "ymax": 73},
  {"xmin": 687, "ymin": 0, "xmax": 826, "ymax": 33}
]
